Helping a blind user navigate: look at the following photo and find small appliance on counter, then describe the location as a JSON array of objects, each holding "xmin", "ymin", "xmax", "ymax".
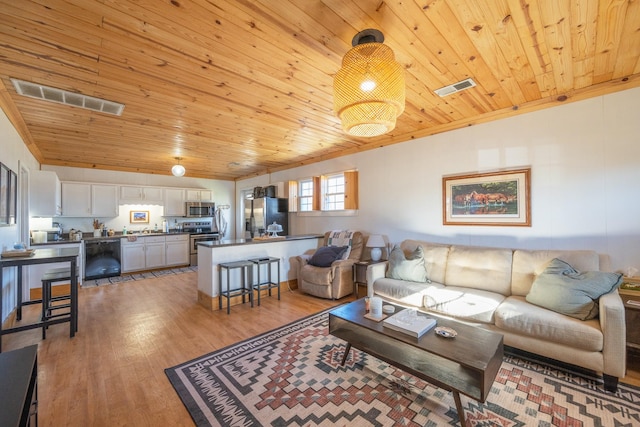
[
  {"xmin": 31, "ymin": 230, "xmax": 47, "ymax": 244},
  {"xmin": 68, "ymin": 229, "xmax": 83, "ymax": 241}
]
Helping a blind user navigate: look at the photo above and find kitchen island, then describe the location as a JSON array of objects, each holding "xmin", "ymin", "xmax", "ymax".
[{"xmin": 196, "ymin": 235, "xmax": 322, "ymax": 310}]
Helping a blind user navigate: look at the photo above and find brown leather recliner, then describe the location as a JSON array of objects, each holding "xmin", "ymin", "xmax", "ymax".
[{"xmin": 296, "ymin": 231, "xmax": 364, "ymax": 299}]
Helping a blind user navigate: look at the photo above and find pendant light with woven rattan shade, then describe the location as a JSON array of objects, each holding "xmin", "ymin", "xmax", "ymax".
[{"xmin": 334, "ymin": 29, "xmax": 405, "ymax": 137}]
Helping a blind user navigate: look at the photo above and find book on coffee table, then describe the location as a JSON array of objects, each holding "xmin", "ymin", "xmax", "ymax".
[{"xmin": 383, "ymin": 311, "xmax": 437, "ymax": 338}]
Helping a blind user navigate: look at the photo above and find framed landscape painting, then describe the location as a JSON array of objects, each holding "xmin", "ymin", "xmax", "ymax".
[
  {"xmin": 443, "ymin": 168, "xmax": 531, "ymax": 226},
  {"xmin": 130, "ymin": 210, "xmax": 149, "ymax": 223}
]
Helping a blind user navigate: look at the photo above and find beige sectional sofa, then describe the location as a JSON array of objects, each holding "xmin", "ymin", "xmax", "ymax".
[{"xmin": 367, "ymin": 239, "xmax": 626, "ymax": 391}]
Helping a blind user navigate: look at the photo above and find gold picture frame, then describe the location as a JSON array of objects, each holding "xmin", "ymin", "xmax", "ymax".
[
  {"xmin": 443, "ymin": 168, "xmax": 531, "ymax": 226},
  {"xmin": 130, "ymin": 210, "xmax": 150, "ymax": 223}
]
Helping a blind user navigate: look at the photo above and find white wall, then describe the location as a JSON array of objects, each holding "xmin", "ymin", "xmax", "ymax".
[
  {"xmin": 249, "ymin": 87, "xmax": 640, "ymax": 274},
  {"xmin": 0, "ymin": 109, "xmax": 40, "ymax": 322}
]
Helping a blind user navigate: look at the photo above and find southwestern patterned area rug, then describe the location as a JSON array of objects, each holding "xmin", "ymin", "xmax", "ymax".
[{"xmin": 165, "ymin": 309, "xmax": 640, "ymax": 426}]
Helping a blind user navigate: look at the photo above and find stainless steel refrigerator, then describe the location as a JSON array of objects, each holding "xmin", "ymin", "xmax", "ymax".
[{"xmin": 243, "ymin": 197, "xmax": 289, "ymax": 238}]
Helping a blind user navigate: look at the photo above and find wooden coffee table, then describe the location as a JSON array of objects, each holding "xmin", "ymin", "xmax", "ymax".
[{"xmin": 329, "ymin": 299, "xmax": 503, "ymax": 426}]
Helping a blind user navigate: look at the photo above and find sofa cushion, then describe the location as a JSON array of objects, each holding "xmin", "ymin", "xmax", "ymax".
[
  {"xmin": 445, "ymin": 245, "xmax": 513, "ymax": 295},
  {"xmin": 496, "ymin": 296, "xmax": 603, "ymax": 352},
  {"xmin": 373, "ymin": 277, "xmax": 441, "ymax": 307},
  {"xmin": 386, "ymin": 245, "xmax": 428, "ymax": 282},
  {"xmin": 525, "ymin": 258, "xmax": 622, "ymax": 320},
  {"xmin": 511, "ymin": 250, "xmax": 600, "ymax": 296},
  {"xmin": 423, "ymin": 286, "xmax": 504, "ymax": 324},
  {"xmin": 400, "ymin": 240, "xmax": 450, "ymax": 284},
  {"xmin": 308, "ymin": 246, "xmax": 348, "ymax": 267}
]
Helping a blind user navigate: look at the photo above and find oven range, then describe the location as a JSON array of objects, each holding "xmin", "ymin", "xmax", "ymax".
[{"xmin": 182, "ymin": 221, "xmax": 219, "ymax": 266}]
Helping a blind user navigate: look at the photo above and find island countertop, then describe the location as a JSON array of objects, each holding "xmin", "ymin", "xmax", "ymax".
[{"xmin": 197, "ymin": 234, "xmax": 323, "ymax": 248}]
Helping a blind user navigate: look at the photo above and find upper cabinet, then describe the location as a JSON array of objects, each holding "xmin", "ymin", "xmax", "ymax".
[
  {"xmin": 61, "ymin": 182, "xmax": 119, "ymax": 217},
  {"xmin": 164, "ymin": 188, "xmax": 186, "ymax": 216},
  {"xmin": 119, "ymin": 186, "xmax": 164, "ymax": 204},
  {"xmin": 30, "ymin": 170, "xmax": 62, "ymax": 217},
  {"xmin": 186, "ymin": 189, "xmax": 213, "ymax": 202}
]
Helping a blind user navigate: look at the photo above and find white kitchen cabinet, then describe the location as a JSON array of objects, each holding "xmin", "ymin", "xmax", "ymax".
[
  {"xmin": 92, "ymin": 184, "xmax": 119, "ymax": 216},
  {"xmin": 144, "ymin": 236, "xmax": 166, "ymax": 269},
  {"xmin": 30, "ymin": 170, "xmax": 62, "ymax": 217},
  {"xmin": 186, "ymin": 189, "xmax": 213, "ymax": 201},
  {"xmin": 164, "ymin": 188, "xmax": 186, "ymax": 216},
  {"xmin": 165, "ymin": 234, "xmax": 189, "ymax": 266},
  {"xmin": 121, "ymin": 239, "xmax": 146, "ymax": 273},
  {"xmin": 61, "ymin": 182, "xmax": 118, "ymax": 217},
  {"xmin": 120, "ymin": 186, "xmax": 164, "ymax": 204},
  {"xmin": 121, "ymin": 235, "xmax": 168, "ymax": 272}
]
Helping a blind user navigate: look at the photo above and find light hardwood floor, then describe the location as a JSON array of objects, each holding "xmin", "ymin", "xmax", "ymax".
[
  {"xmin": 2, "ymin": 272, "xmax": 639, "ymax": 426},
  {"xmin": 2, "ymin": 272, "xmax": 339, "ymax": 426}
]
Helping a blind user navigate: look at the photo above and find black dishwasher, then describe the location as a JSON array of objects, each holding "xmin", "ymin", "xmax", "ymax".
[{"xmin": 84, "ymin": 238, "xmax": 121, "ymax": 280}]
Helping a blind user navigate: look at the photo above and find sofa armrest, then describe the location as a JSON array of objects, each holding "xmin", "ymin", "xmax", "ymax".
[
  {"xmin": 367, "ymin": 261, "xmax": 388, "ymax": 297},
  {"xmin": 599, "ymin": 290, "xmax": 626, "ymax": 378},
  {"xmin": 293, "ymin": 251, "xmax": 315, "ymax": 280}
]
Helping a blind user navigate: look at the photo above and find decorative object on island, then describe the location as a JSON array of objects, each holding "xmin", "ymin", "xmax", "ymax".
[
  {"xmin": 333, "ymin": 29, "xmax": 405, "ymax": 137},
  {"xmin": 266, "ymin": 222, "xmax": 283, "ymax": 237},
  {"xmin": 442, "ymin": 167, "xmax": 531, "ymax": 226},
  {"xmin": 366, "ymin": 234, "xmax": 385, "ymax": 261},
  {"xmin": 130, "ymin": 210, "xmax": 149, "ymax": 223},
  {"xmin": 171, "ymin": 157, "xmax": 185, "ymax": 177}
]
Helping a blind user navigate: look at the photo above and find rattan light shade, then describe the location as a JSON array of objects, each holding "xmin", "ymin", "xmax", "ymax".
[{"xmin": 334, "ymin": 40, "xmax": 405, "ymax": 137}]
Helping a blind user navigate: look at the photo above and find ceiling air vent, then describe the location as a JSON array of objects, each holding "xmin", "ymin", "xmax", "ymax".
[
  {"xmin": 10, "ymin": 78, "xmax": 125, "ymax": 116},
  {"xmin": 434, "ymin": 78, "xmax": 477, "ymax": 97}
]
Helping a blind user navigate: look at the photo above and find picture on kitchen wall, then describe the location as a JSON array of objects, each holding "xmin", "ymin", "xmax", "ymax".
[
  {"xmin": 442, "ymin": 167, "xmax": 531, "ymax": 226},
  {"xmin": 0, "ymin": 163, "xmax": 9, "ymax": 226},
  {"xmin": 8, "ymin": 169, "xmax": 17, "ymax": 225},
  {"xmin": 130, "ymin": 210, "xmax": 149, "ymax": 223}
]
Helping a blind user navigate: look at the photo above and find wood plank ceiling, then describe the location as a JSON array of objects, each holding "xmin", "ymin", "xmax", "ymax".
[{"xmin": 0, "ymin": 0, "xmax": 639, "ymax": 181}]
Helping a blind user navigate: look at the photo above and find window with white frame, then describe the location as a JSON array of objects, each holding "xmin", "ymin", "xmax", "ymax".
[
  {"xmin": 298, "ymin": 178, "xmax": 314, "ymax": 212},
  {"xmin": 323, "ymin": 173, "xmax": 345, "ymax": 211}
]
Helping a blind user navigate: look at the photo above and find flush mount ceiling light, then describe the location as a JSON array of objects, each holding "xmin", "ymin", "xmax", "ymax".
[
  {"xmin": 171, "ymin": 157, "xmax": 186, "ymax": 177},
  {"xmin": 333, "ymin": 29, "xmax": 405, "ymax": 138},
  {"xmin": 10, "ymin": 78, "xmax": 125, "ymax": 116}
]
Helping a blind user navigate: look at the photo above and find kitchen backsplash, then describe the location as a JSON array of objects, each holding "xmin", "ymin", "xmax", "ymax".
[{"xmin": 30, "ymin": 204, "xmax": 196, "ymax": 236}]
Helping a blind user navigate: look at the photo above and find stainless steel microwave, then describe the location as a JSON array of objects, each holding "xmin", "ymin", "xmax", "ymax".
[{"xmin": 186, "ymin": 202, "xmax": 215, "ymax": 217}]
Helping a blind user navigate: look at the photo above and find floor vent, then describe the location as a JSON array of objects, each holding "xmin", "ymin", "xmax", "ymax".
[
  {"xmin": 10, "ymin": 78, "xmax": 125, "ymax": 116},
  {"xmin": 434, "ymin": 78, "xmax": 477, "ymax": 97}
]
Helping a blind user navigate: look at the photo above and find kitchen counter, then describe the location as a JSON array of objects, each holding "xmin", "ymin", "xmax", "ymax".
[
  {"xmin": 197, "ymin": 234, "xmax": 323, "ymax": 248},
  {"xmin": 197, "ymin": 234, "xmax": 323, "ymax": 310},
  {"xmin": 31, "ymin": 231, "xmax": 191, "ymax": 246}
]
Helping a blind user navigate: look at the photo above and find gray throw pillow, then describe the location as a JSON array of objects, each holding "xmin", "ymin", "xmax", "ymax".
[
  {"xmin": 526, "ymin": 258, "xmax": 622, "ymax": 320},
  {"xmin": 308, "ymin": 246, "xmax": 348, "ymax": 267},
  {"xmin": 386, "ymin": 245, "xmax": 429, "ymax": 282}
]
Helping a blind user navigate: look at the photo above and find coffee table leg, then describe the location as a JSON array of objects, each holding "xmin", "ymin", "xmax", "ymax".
[
  {"xmin": 340, "ymin": 343, "xmax": 351, "ymax": 366},
  {"xmin": 452, "ymin": 391, "xmax": 466, "ymax": 426}
]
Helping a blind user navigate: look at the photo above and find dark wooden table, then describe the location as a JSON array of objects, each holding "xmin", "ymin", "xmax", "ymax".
[
  {"xmin": 329, "ymin": 299, "xmax": 503, "ymax": 426},
  {"xmin": 0, "ymin": 247, "xmax": 79, "ymax": 352},
  {"xmin": 0, "ymin": 344, "xmax": 38, "ymax": 426},
  {"xmin": 352, "ymin": 260, "xmax": 385, "ymax": 298}
]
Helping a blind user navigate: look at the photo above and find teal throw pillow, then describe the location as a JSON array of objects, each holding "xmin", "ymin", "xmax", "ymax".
[
  {"xmin": 386, "ymin": 245, "xmax": 429, "ymax": 283},
  {"xmin": 526, "ymin": 258, "xmax": 622, "ymax": 320}
]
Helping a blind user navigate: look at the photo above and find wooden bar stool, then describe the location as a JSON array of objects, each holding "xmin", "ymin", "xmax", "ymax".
[
  {"xmin": 218, "ymin": 260, "xmax": 254, "ymax": 314},
  {"xmin": 40, "ymin": 267, "xmax": 78, "ymax": 339},
  {"xmin": 248, "ymin": 257, "xmax": 281, "ymax": 306}
]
